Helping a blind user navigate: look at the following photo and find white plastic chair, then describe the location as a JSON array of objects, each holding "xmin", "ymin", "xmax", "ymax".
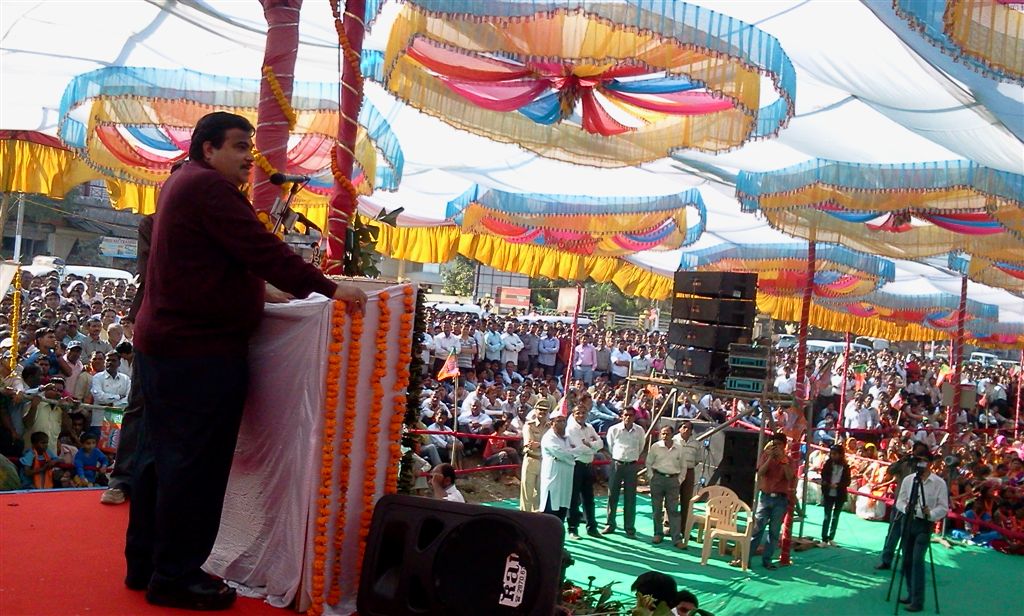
[
  {"xmin": 700, "ymin": 495, "xmax": 753, "ymax": 572},
  {"xmin": 682, "ymin": 485, "xmax": 738, "ymax": 547}
]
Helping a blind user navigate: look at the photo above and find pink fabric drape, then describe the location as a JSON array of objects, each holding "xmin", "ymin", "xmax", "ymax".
[
  {"xmin": 325, "ymin": 0, "xmax": 367, "ymax": 274},
  {"xmin": 253, "ymin": 0, "xmax": 303, "ymax": 213}
]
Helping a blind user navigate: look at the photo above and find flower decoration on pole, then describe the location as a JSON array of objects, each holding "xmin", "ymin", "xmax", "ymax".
[{"xmin": 380, "ymin": 0, "xmax": 796, "ymax": 166}]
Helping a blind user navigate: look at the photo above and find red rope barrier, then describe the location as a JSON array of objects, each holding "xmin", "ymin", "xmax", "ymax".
[{"xmin": 409, "ymin": 429, "xmax": 522, "ymax": 441}]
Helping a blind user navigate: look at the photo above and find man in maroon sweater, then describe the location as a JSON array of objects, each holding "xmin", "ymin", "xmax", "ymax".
[{"xmin": 125, "ymin": 112, "xmax": 365, "ymax": 610}]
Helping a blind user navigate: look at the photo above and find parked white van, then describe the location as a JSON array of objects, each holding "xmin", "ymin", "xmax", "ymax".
[{"xmin": 969, "ymin": 352, "xmax": 999, "ymax": 367}]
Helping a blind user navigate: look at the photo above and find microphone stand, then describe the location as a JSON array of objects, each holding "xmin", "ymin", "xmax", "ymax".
[{"xmin": 270, "ymin": 180, "xmax": 323, "ymax": 265}]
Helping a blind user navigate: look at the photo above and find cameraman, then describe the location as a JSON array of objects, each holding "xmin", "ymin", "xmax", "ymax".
[
  {"xmin": 893, "ymin": 452, "xmax": 948, "ymax": 613},
  {"xmin": 876, "ymin": 441, "xmax": 930, "ymax": 570}
]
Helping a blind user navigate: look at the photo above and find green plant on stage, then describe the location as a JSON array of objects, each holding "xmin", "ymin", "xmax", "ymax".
[{"xmin": 343, "ymin": 215, "xmax": 381, "ymax": 277}]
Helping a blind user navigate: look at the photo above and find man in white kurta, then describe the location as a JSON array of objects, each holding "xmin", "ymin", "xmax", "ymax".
[{"xmin": 540, "ymin": 413, "xmax": 577, "ymax": 522}]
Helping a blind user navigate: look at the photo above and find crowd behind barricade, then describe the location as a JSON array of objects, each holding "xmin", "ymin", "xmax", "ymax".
[
  {"xmin": 0, "ymin": 271, "xmax": 134, "ymax": 491},
  {"xmin": 408, "ymin": 305, "xmax": 1024, "ymax": 557}
]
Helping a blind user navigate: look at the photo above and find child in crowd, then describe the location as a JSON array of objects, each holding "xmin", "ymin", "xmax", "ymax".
[
  {"xmin": 19, "ymin": 431, "xmax": 58, "ymax": 489},
  {"xmin": 73, "ymin": 433, "xmax": 110, "ymax": 487}
]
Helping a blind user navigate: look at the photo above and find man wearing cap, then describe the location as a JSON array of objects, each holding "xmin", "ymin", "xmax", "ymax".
[
  {"xmin": 519, "ymin": 401, "xmax": 549, "ymax": 513},
  {"xmin": 540, "ymin": 413, "xmax": 579, "ymax": 522},
  {"xmin": 63, "ymin": 341, "xmax": 85, "ymax": 395}
]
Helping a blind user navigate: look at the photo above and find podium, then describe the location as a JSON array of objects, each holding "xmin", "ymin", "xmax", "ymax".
[{"xmin": 203, "ymin": 280, "xmax": 416, "ymax": 613}]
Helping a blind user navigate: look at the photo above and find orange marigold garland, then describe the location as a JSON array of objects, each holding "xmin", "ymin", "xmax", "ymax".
[
  {"xmin": 309, "ymin": 300, "xmax": 346, "ymax": 616},
  {"xmin": 355, "ymin": 291, "xmax": 388, "ymax": 583},
  {"xmin": 337, "ymin": 304, "xmax": 363, "ymax": 598},
  {"xmin": 326, "ymin": 303, "xmax": 348, "ymax": 607},
  {"xmin": 386, "ymin": 286, "xmax": 415, "ymax": 494}
]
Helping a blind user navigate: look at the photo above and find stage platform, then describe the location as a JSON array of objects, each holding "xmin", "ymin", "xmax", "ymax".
[
  {"xmin": 0, "ymin": 489, "xmax": 280, "ymax": 616},
  {"xmin": 2, "ymin": 489, "xmax": 1020, "ymax": 616},
  {"xmin": 489, "ymin": 496, "xmax": 1021, "ymax": 616}
]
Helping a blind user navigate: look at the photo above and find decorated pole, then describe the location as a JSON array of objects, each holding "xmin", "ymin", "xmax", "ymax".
[
  {"xmin": 1015, "ymin": 349, "xmax": 1022, "ymax": 441},
  {"xmin": 780, "ymin": 240, "xmax": 815, "ymax": 566},
  {"xmin": 948, "ymin": 275, "xmax": 968, "ymax": 447},
  {"xmin": 252, "ymin": 0, "xmax": 303, "ymax": 212},
  {"xmin": 560, "ymin": 284, "xmax": 584, "ymax": 414},
  {"xmin": 838, "ymin": 331, "xmax": 851, "ymax": 420},
  {"xmin": 324, "ymin": 0, "xmax": 368, "ymax": 274}
]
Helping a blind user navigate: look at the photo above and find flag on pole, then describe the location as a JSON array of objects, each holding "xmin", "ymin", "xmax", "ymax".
[
  {"xmin": 890, "ymin": 390, "xmax": 904, "ymax": 410},
  {"xmin": 852, "ymin": 364, "xmax": 867, "ymax": 392},
  {"xmin": 935, "ymin": 363, "xmax": 953, "ymax": 387},
  {"xmin": 437, "ymin": 349, "xmax": 460, "ymax": 381}
]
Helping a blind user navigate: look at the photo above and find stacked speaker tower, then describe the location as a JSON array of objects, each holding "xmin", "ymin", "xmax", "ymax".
[{"xmin": 667, "ymin": 272, "xmax": 758, "ymax": 385}]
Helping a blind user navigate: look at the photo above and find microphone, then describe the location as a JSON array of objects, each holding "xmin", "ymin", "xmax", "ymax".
[{"xmin": 269, "ymin": 172, "xmax": 311, "ymax": 185}]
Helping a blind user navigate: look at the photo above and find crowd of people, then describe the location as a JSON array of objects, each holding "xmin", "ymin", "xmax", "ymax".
[
  {"xmin": 406, "ymin": 306, "xmax": 1024, "ymax": 560},
  {"xmin": 0, "ymin": 271, "xmax": 136, "ymax": 490}
]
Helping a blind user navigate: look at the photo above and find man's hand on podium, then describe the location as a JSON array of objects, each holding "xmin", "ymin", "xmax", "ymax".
[
  {"xmin": 333, "ymin": 285, "xmax": 367, "ymax": 314},
  {"xmin": 265, "ymin": 283, "xmax": 294, "ymax": 304}
]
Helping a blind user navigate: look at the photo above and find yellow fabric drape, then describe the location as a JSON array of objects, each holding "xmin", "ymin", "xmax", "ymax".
[
  {"xmin": 0, "ymin": 137, "xmax": 84, "ymax": 197},
  {"xmin": 370, "ymin": 221, "xmax": 673, "ymax": 299},
  {"xmin": 756, "ymin": 294, "xmax": 944, "ymax": 342},
  {"xmin": 368, "ymin": 222, "xmax": 1024, "ymax": 346}
]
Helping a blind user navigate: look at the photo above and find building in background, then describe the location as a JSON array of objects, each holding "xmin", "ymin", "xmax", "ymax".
[{"xmin": 1, "ymin": 181, "xmax": 141, "ymax": 271}]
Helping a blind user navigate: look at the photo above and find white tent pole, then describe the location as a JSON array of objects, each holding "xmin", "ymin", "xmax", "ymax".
[{"xmin": 13, "ymin": 193, "xmax": 25, "ymax": 263}]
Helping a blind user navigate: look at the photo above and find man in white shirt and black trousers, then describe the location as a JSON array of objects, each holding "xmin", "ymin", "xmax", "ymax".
[
  {"xmin": 566, "ymin": 403, "xmax": 603, "ymax": 539},
  {"xmin": 602, "ymin": 408, "xmax": 644, "ymax": 537},
  {"xmin": 894, "ymin": 452, "xmax": 948, "ymax": 613}
]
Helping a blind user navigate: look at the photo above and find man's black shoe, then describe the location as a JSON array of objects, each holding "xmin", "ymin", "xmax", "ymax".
[
  {"xmin": 875, "ymin": 563, "xmax": 891, "ymax": 570},
  {"xmin": 586, "ymin": 528, "xmax": 602, "ymax": 538},
  {"xmin": 904, "ymin": 606, "xmax": 923, "ymax": 613},
  {"xmin": 898, "ymin": 597, "xmax": 911, "ymax": 604},
  {"xmin": 125, "ymin": 571, "xmax": 152, "ymax": 591},
  {"xmin": 146, "ymin": 578, "xmax": 237, "ymax": 611}
]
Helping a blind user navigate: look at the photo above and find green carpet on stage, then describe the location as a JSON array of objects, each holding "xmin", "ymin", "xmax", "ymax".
[{"xmin": 489, "ymin": 496, "xmax": 1021, "ymax": 616}]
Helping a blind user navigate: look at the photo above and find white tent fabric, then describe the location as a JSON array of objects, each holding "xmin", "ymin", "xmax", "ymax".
[{"xmin": 1, "ymin": 0, "xmax": 1022, "ymax": 309}]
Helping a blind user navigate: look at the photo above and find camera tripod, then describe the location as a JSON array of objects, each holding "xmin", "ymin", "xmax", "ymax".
[{"xmin": 885, "ymin": 471, "xmax": 940, "ymax": 614}]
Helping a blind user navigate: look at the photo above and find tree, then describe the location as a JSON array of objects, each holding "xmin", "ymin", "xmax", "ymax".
[
  {"xmin": 441, "ymin": 255, "xmax": 476, "ymax": 296},
  {"xmin": 528, "ymin": 276, "xmax": 643, "ymax": 317}
]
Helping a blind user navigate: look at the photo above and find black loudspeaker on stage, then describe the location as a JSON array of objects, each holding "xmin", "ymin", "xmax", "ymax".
[
  {"xmin": 357, "ymin": 494, "xmax": 565, "ymax": 616},
  {"xmin": 714, "ymin": 429, "xmax": 760, "ymax": 506},
  {"xmin": 667, "ymin": 272, "xmax": 757, "ymax": 384}
]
